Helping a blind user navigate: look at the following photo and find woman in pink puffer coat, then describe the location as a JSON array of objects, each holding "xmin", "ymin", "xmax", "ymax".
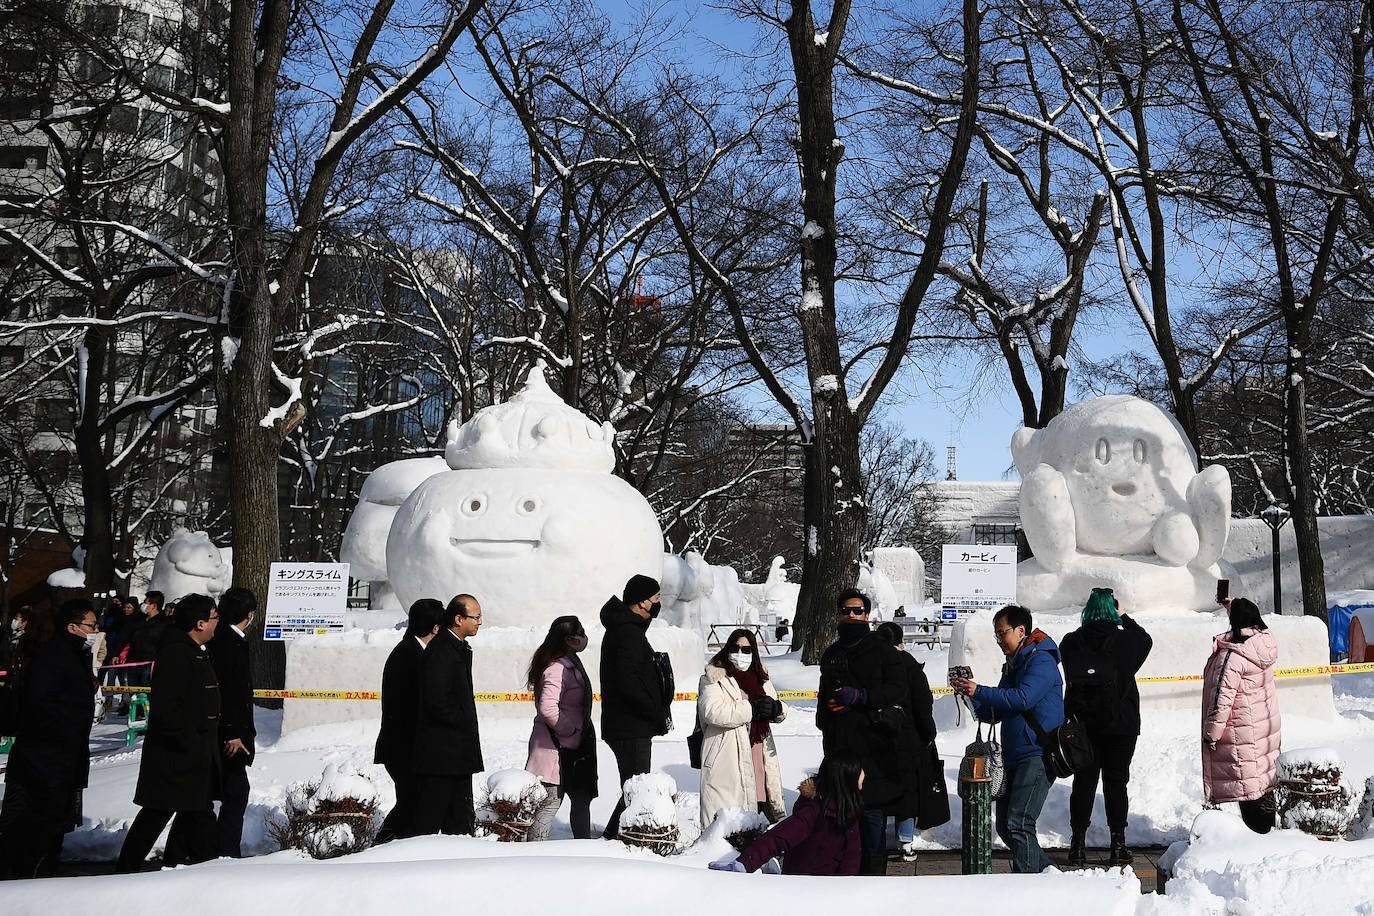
[{"xmin": 1201, "ymin": 597, "xmax": 1280, "ymax": 834}]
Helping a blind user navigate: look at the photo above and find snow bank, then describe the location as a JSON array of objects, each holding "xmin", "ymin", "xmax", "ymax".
[
  {"xmin": 1225, "ymin": 516, "xmax": 1374, "ymax": 616},
  {"xmin": 46, "ymin": 567, "xmax": 86, "ymax": 588},
  {"xmin": 1145, "ymin": 810, "xmax": 1374, "ymax": 915},
  {"xmin": 5, "ymin": 836, "xmax": 1143, "ymax": 915},
  {"xmin": 282, "ymin": 624, "xmax": 706, "ymax": 733}
]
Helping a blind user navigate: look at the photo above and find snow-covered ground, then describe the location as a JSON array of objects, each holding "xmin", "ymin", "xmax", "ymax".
[{"xmin": 6, "ymin": 648, "xmax": 1374, "ymax": 912}]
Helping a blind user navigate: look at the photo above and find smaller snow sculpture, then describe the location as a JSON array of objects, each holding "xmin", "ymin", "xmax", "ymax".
[
  {"xmin": 339, "ymin": 455, "xmax": 448, "ymax": 610},
  {"xmin": 149, "ymin": 527, "xmax": 232, "ymax": 603},
  {"xmin": 857, "ymin": 559, "xmax": 899, "ymax": 619},
  {"xmin": 477, "ymin": 768, "xmax": 547, "ymax": 842},
  {"xmin": 871, "ymin": 546, "xmax": 925, "ymax": 607},
  {"xmin": 618, "ymin": 772, "xmax": 680, "ymax": 855},
  {"xmin": 1011, "ymin": 395, "xmax": 1232, "ymax": 612},
  {"xmin": 762, "ymin": 557, "xmax": 799, "ymax": 621},
  {"xmin": 661, "ymin": 552, "xmax": 748, "ymax": 634}
]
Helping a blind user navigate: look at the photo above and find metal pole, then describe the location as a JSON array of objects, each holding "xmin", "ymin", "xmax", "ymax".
[
  {"xmin": 960, "ymin": 775, "xmax": 993, "ymax": 875},
  {"xmin": 1271, "ymin": 519, "xmax": 1282, "ymax": 617}
]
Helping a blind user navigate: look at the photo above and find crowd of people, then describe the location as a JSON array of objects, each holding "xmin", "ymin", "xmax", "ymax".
[{"xmin": 0, "ymin": 572, "xmax": 1286, "ymax": 880}]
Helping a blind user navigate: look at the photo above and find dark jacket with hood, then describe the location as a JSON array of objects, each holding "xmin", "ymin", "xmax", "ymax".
[
  {"xmin": 7, "ymin": 632, "xmax": 96, "ymax": 793},
  {"xmin": 736, "ymin": 778, "xmax": 861, "ymax": 875},
  {"xmin": 816, "ymin": 625, "xmax": 915, "ymax": 809},
  {"xmin": 1060, "ymin": 615, "xmax": 1153, "ymax": 736},
  {"xmin": 134, "ymin": 631, "xmax": 222, "ymax": 810},
  {"xmin": 972, "ymin": 629, "xmax": 1065, "ymax": 769},
  {"xmin": 598, "ymin": 597, "xmax": 667, "ymax": 740}
]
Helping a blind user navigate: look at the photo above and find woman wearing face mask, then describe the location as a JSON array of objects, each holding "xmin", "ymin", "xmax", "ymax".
[
  {"xmin": 525, "ymin": 615, "xmax": 598, "ymax": 840},
  {"xmin": 0, "ymin": 599, "xmax": 98, "ymax": 879},
  {"xmin": 697, "ymin": 629, "xmax": 787, "ymax": 829}
]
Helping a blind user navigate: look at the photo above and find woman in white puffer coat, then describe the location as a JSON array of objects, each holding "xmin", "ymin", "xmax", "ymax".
[{"xmin": 697, "ymin": 629, "xmax": 787, "ymax": 828}]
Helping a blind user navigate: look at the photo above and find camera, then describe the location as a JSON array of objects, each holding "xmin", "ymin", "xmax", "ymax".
[{"xmin": 947, "ymin": 665, "xmax": 972, "ymax": 686}]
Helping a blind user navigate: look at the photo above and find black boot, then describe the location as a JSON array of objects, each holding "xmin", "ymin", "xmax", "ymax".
[
  {"xmin": 1108, "ymin": 833, "xmax": 1134, "ymax": 866},
  {"xmin": 1067, "ymin": 833, "xmax": 1087, "ymax": 867},
  {"xmin": 860, "ymin": 855, "xmax": 888, "ymax": 876}
]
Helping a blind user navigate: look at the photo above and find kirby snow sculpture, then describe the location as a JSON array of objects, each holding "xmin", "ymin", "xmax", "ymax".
[
  {"xmin": 339, "ymin": 456, "xmax": 449, "ymax": 609},
  {"xmin": 150, "ymin": 527, "xmax": 232, "ymax": 603},
  {"xmin": 386, "ymin": 364, "xmax": 664, "ymax": 626},
  {"xmin": 1012, "ymin": 395, "xmax": 1232, "ymax": 612}
]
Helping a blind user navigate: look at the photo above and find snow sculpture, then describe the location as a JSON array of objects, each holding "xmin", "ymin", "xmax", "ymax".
[
  {"xmin": 857, "ymin": 560, "xmax": 899, "ymax": 619},
  {"xmin": 661, "ymin": 552, "xmax": 748, "ymax": 634},
  {"xmin": 871, "ymin": 546, "xmax": 925, "ymax": 608},
  {"xmin": 762, "ymin": 557, "xmax": 799, "ymax": 620},
  {"xmin": 149, "ymin": 527, "xmax": 232, "ymax": 603},
  {"xmin": 386, "ymin": 363, "xmax": 664, "ymax": 625},
  {"xmin": 339, "ymin": 456, "xmax": 448, "ymax": 610},
  {"xmin": 1011, "ymin": 395, "xmax": 1232, "ymax": 612}
]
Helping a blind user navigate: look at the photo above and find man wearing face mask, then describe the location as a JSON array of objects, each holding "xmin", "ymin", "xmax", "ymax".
[
  {"xmin": 599, "ymin": 574, "xmax": 669, "ymax": 840},
  {"xmin": 816, "ymin": 588, "xmax": 915, "ymax": 875},
  {"xmin": 0, "ymin": 600, "xmax": 98, "ymax": 879}
]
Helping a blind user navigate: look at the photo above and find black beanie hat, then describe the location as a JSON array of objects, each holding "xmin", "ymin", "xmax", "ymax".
[{"xmin": 623, "ymin": 574, "xmax": 660, "ymax": 606}]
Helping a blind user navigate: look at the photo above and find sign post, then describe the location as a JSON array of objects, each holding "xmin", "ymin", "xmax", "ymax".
[
  {"xmin": 940, "ymin": 545, "xmax": 1017, "ymax": 620},
  {"xmin": 263, "ymin": 562, "xmax": 350, "ymax": 640}
]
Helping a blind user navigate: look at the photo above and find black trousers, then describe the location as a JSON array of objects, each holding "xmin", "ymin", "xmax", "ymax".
[
  {"xmin": 217, "ymin": 754, "xmax": 251, "ymax": 857},
  {"xmin": 376, "ymin": 763, "xmax": 419, "ymax": 843},
  {"xmin": 0, "ymin": 781, "xmax": 77, "ymax": 880},
  {"xmin": 1069, "ymin": 732, "xmax": 1138, "ymax": 835},
  {"xmin": 116, "ymin": 806, "xmax": 217, "ymax": 872},
  {"xmin": 411, "ymin": 774, "xmax": 475, "ymax": 836},
  {"xmin": 1238, "ymin": 793, "xmax": 1275, "ymax": 834},
  {"xmin": 601, "ymin": 737, "xmax": 652, "ymax": 840}
]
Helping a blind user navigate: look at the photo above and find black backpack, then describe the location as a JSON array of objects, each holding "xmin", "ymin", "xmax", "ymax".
[{"xmin": 1063, "ymin": 632, "xmax": 1120, "ymax": 728}]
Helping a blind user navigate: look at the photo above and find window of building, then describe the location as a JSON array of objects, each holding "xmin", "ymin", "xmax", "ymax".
[
  {"xmin": 36, "ymin": 397, "xmax": 72, "ymax": 428},
  {"xmin": 0, "ymin": 146, "xmax": 47, "ymax": 169},
  {"xmin": 109, "ymin": 103, "xmax": 139, "ymax": 133}
]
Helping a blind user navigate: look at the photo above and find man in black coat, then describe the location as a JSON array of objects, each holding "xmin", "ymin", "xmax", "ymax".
[
  {"xmin": 206, "ymin": 587, "xmax": 257, "ymax": 858},
  {"xmin": 126, "ymin": 590, "xmax": 170, "ymax": 689},
  {"xmin": 816, "ymin": 589, "xmax": 916, "ymax": 875},
  {"xmin": 598, "ymin": 573, "xmax": 667, "ymax": 840},
  {"xmin": 0, "ymin": 599, "xmax": 98, "ymax": 879},
  {"xmin": 877, "ymin": 621, "xmax": 945, "ymax": 861},
  {"xmin": 115, "ymin": 594, "xmax": 221, "ymax": 873},
  {"xmin": 411, "ymin": 594, "xmax": 483, "ymax": 836},
  {"xmin": 374, "ymin": 598, "xmax": 443, "ymax": 843},
  {"xmin": 1060, "ymin": 589, "xmax": 1154, "ymax": 867}
]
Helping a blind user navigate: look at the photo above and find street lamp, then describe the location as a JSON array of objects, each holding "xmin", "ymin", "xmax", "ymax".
[{"xmin": 1259, "ymin": 503, "xmax": 1290, "ymax": 615}]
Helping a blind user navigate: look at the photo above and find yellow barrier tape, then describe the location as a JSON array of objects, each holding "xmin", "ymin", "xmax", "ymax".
[{"xmin": 95, "ymin": 661, "xmax": 1374, "ymax": 701}]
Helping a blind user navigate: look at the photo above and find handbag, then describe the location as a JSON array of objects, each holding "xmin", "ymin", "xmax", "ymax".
[
  {"xmin": 687, "ymin": 719, "xmax": 704, "ymax": 769},
  {"xmin": 959, "ymin": 721, "xmax": 1005, "ymax": 799},
  {"xmin": 917, "ymin": 741, "xmax": 952, "ymax": 829},
  {"xmin": 1025, "ymin": 709, "xmax": 1096, "ymax": 779}
]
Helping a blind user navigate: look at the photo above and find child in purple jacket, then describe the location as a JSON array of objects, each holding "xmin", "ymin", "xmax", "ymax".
[{"xmin": 710, "ymin": 752, "xmax": 864, "ymax": 876}]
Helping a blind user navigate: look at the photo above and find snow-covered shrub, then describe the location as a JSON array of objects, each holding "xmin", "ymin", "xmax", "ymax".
[
  {"xmin": 476, "ymin": 769, "xmax": 547, "ymax": 842},
  {"xmin": 618, "ymin": 773, "xmax": 680, "ymax": 855},
  {"xmin": 1275, "ymin": 748, "xmax": 1359, "ymax": 838},
  {"xmin": 269, "ymin": 763, "xmax": 381, "ymax": 859},
  {"xmin": 707, "ymin": 808, "xmax": 771, "ymax": 852},
  {"xmin": 1347, "ymin": 775, "xmax": 1374, "ymax": 840}
]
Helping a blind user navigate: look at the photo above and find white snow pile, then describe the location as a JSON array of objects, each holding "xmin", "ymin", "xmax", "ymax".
[
  {"xmin": 46, "ymin": 567, "xmax": 86, "ymax": 588},
  {"xmin": 1145, "ymin": 810, "xmax": 1374, "ymax": 915},
  {"xmin": 305, "ymin": 822, "xmax": 355, "ymax": 860},
  {"xmin": 700, "ymin": 806, "xmax": 770, "ymax": 842},
  {"xmin": 484, "ymin": 768, "xmax": 547, "ymax": 806},
  {"xmin": 312, "ymin": 763, "xmax": 380, "ymax": 810},
  {"xmin": 1278, "ymin": 746, "xmax": 1343, "ymax": 772},
  {"xmin": 621, "ymin": 772, "xmax": 679, "ymax": 830}
]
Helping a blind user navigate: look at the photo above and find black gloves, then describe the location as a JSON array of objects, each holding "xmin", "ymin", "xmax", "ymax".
[{"xmin": 751, "ymin": 696, "xmax": 779, "ymax": 721}]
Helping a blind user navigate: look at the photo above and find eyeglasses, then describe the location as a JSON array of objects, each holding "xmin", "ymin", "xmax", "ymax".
[
  {"xmin": 461, "ymin": 615, "xmax": 482, "ymax": 622},
  {"xmin": 994, "ymin": 627, "xmax": 1017, "ymax": 639},
  {"xmin": 76, "ymin": 621, "xmax": 97, "ymax": 631},
  {"xmin": 838, "ymin": 605, "xmax": 867, "ymax": 617},
  {"xmin": 731, "ymin": 644, "xmax": 755, "ymax": 654}
]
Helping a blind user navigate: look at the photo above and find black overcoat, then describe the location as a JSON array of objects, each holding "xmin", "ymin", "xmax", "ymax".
[
  {"xmin": 413, "ymin": 628, "xmax": 483, "ymax": 776},
  {"xmin": 133, "ymin": 632, "xmax": 221, "ymax": 810}
]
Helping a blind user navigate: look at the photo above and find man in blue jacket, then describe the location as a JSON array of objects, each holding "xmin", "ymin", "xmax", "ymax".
[{"xmin": 952, "ymin": 604, "xmax": 1064, "ymax": 873}]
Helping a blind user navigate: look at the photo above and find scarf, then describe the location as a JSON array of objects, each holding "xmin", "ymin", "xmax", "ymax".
[{"xmin": 730, "ymin": 666, "xmax": 770, "ymax": 745}]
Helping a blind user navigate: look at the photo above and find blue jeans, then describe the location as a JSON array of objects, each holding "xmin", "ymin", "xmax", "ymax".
[
  {"xmin": 896, "ymin": 817, "xmax": 915, "ymax": 845},
  {"xmin": 996, "ymin": 756, "xmax": 1053, "ymax": 873},
  {"xmin": 859, "ymin": 806, "xmax": 887, "ymax": 866}
]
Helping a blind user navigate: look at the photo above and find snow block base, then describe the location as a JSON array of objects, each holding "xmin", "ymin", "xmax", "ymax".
[
  {"xmin": 949, "ymin": 611, "xmax": 1335, "ymax": 720},
  {"xmin": 282, "ymin": 625, "xmax": 707, "ymax": 734}
]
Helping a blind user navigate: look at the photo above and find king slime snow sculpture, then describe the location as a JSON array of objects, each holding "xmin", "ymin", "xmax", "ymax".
[
  {"xmin": 1011, "ymin": 395, "xmax": 1232, "ymax": 612},
  {"xmin": 385, "ymin": 364, "xmax": 664, "ymax": 626}
]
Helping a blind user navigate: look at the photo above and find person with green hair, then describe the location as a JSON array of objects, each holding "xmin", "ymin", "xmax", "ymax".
[{"xmin": 1059, "ymin": 587, "xmax": 1154, "ymax": 868}]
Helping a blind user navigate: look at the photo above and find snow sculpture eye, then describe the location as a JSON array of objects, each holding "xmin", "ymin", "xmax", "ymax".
[
  {"xmin": 1095, "ymin": 437, "xmax": 1111, "ymax": 464},
  {"xmin": 462, "ymin": 494, "xmax": 488, "ymax": 516},
  {"xmin": 1133, "ymin": 439, "xmax": 1147, "ymax": 463},
  {"xmin": 517, "ymin": 496, "xmax": 540, "ymax": 515}
]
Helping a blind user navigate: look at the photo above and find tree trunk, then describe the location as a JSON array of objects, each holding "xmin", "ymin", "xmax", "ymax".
[
  {"xmin": 799, "ymin": 412, "xmax": 867, "ymax": 664},
  {"xmin": 1284, "ymin": 326, "xmax": 1328, "ymax": 626},
  {"xmin": 76, "ymin": 322, "xmax": 116, "ymax": 596}
]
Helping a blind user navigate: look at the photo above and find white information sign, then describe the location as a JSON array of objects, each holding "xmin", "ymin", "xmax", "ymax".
[
  {"xmin": 940, "ymin": 545, "xmax": 1018, "ymax": 618},
  {"xmin": 263, "ymin": 562, "xmax": 350, "ymax": 640}
]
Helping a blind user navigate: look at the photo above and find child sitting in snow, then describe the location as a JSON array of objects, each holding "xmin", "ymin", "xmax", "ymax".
[{"xmin": 708, "ymin": 751, "xmax": 863, "ymax": 876}]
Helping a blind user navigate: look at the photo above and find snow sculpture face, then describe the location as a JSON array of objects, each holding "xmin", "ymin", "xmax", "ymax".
[
  {"xmin": 1012, "ymin": 396, "xmax": 1197, "ymax": 555},
  {"xmin": 339, "ymin": 456, "xmax": 449, "ymax": 581},
  {"xmin": 387, "ymin": 364, "xmax": 663, "ymax": 626},
  {"xmin": 150, "ymin": 528, "xmax": 230, "ymax": 602}
]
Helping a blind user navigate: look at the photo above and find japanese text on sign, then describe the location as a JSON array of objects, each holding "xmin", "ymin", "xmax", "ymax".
[
  {"xmin": 263, "ymin": 561, "xmax": 350, "ymax": 640},
  {"xmin": 940, "ymin": 544, "xmax": 1017, "ymax": 619}
]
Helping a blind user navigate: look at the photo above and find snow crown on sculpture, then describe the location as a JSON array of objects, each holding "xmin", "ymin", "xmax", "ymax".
[
  {"xmin": 385, "ymin": 363, "xmax": 663, "ymax": 626},
  {"xmin": 1011, "ymin": 394, "xmax": 1233, "ymax": 613}
]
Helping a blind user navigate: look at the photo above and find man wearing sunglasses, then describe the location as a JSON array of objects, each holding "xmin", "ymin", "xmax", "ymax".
[{"xmin": 116, "ymin": 593, "xmax": 222, "ymax": 872}]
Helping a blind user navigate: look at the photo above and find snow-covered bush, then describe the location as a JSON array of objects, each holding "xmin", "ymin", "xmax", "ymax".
[
  {"xmin": 270, "ymin": 763, "xmax": 381, "ymax": 859},
  {"xmin": 476, "ymin": 769, "xmax": 547, "ymax": 842},
  {"xmin": 702, "ymin": 808, "xmax": 770, "ymax": 852},
  {"xmin": 1275, "ymin": 748, "xmax": 1359, "ymax": 838},
  {"xmin": 1347, "ymin": 775, "xmax": 1374, "ymax": 840},
  {"xmin": 618, "ymin": 773, "xmax": 680, "ymax": 855}
]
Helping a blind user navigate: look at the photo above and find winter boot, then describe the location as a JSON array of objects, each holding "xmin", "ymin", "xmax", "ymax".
[
  {"xmin": 1067, "ymin": 833, "xmax": 1087, "ymax": 867},
  {"xmin": 1108, "ymin": 833, "xmax": 1134, "ymax": 866},
  {"xmin": 899, "ymin": 840, "xmax": 919, "ymax": 863},
  {"xmin": 860, "ymin": 855, "xmax": 888, "ymax": 876}
]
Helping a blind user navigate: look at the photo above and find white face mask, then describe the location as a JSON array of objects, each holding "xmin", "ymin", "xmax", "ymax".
[
  {"xmin": 83, "ymin": 633, "xmax": 100, "ymax": 650},
  {"xmin": 729, "ymin": 651, "xmax": 753, "ymax": 671}
]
